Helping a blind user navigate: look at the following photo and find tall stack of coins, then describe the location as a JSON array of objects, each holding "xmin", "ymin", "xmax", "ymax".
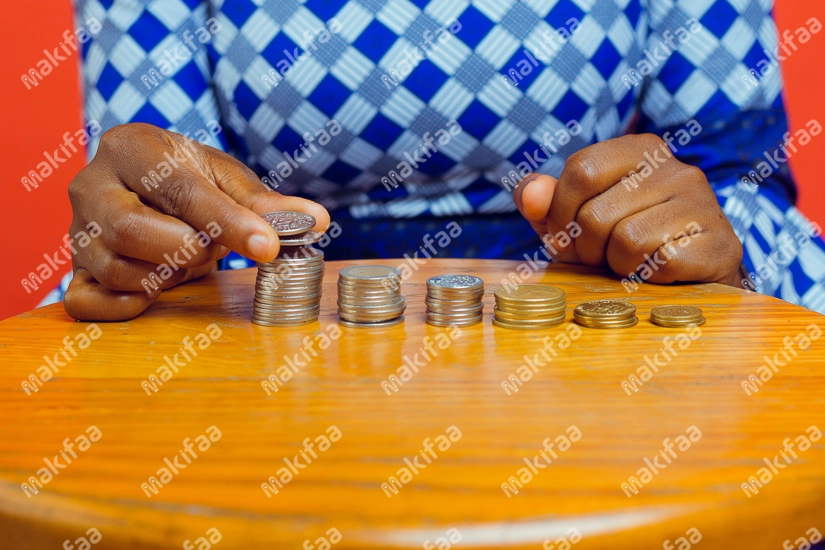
[
  {"xmin": 493, "ymin": 285, "xmax": 567, "ymax": 330},
  {"xmin": 650, "ymin": 305, "xmax": 706, "ymax": 327},
  {"xmin": 425, "ymin": 275, "xmax": 484, "ymax": 327},
  {"xmin": 574, "ymin": 300, "xmax": 638, "ymax": 329},
  {"xmin": 337, "ymin": 266, "xmax": 406, "ymax": 328},
  {"xmin": 252, "ymin": 212, "xmax": 324, "ymax": 327}
]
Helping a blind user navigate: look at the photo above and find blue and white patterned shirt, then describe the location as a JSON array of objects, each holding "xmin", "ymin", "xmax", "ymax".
[{"xmin": 60, "ymin": 0, "xmax": 825, "ymax": 313}]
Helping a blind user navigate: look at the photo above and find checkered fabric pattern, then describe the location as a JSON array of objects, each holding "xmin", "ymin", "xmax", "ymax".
[{"xmin": 59, "ymin": 0, "xmax": 825, "ymax": 313}]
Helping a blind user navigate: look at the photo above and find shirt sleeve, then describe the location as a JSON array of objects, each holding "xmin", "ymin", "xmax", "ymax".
[
  {"xmin": 631, "ymin": 0, "xmax": 825, "ymax": 311},
  {"xmin": 75, "ymin": 0, "xmax": 227, "ymax": 159}
]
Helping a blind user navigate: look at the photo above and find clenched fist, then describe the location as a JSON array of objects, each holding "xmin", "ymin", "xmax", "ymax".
[
  {"xmin": 65, "ymin": 123, "xmax": 329, "ymax": 322},
  {"xmin": 514, "ymin": 134, "xmax": 743, "ymax": 288}
]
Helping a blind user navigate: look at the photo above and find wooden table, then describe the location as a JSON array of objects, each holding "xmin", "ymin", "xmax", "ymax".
[{"xmin": 1, "ymin": 259, "xmax": 824, "ymax": 549}]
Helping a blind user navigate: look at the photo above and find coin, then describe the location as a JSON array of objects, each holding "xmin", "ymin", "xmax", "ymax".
[
  {"xmin": 252, "ymin": 215, "xmax": 325, "ymax": 326},
  {"xmin": 424, "ymin": 274, "xmax": 485, "ymax": 328},
  {"xmin": 494, "ymin": 285, "xmax": 565, "ymax": 304},
  {"xmin": 573, "ymin": 300, "xmax": 638, "ymax": 329},
  {"xmin": 278, "ymin": 230, "xmax": 324, "ymax": 246},
  {"xmin": 492, "ymin": 317, "xmax": 564, "ymax": 330},
  {"xmin": 338, "ymin": 316, "xmax": 405, "ymax": 329},
  {"xmin": 336, "ymin": 265, "xmax": 405, "ymax": 327},
  {"xmin": 339, "ymin": 265, "xmax": 402, "ymax": 281},
  {"xmin": 650, "ymin": 305, "xmax": 706, "ymax": 327},
  {"xmin": 261, "ymin": 211, "xmax": 316, "ymax": 236}
]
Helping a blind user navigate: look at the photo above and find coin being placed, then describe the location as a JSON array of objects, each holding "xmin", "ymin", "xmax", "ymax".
[
  {"xmin": 261, "ymin": 211, "xmax": 316, "ymax": 236},
  {"xmin": 650, "ymin": 305, "xmax": 706, "ymax": 328}
]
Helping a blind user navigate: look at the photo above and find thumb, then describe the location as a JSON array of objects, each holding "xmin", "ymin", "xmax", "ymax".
[{"xmin": 513, "ymin": 173, "xmax": 558, "ymax": 235}]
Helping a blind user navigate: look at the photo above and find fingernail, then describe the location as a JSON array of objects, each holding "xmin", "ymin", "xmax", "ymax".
[
  {"xmin": 515, "ymin": 174, "xmax": 540, "ymax": 191},
  {"xmin": 247, "ymin": 234, "xmax": 273, "ymax": 259}
]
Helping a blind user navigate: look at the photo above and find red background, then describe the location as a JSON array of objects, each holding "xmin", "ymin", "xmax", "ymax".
[{"xmin": 2, "ymin": 1, "xmax": 824, "ymax": 320}]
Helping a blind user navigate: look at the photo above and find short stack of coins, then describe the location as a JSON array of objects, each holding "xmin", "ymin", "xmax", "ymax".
[
  {"xmin": 252, "ymin": 211, "xmax": 325, "ymax": 327},
  {"xmin": 574, "ymin": 300, "xmax": 638, "ymax": 329},
  {"xmin": 425, "ymin": 275, "xmax": 484, "ymax": 327},
  {"xmin": 650, "ymin": 305, "xmax": 706, "ymax": 327},
  {"xmin": 337, "ymin": 266, "xmax": 406, "ymax": 328},
  {"xmin": 493, "ymin": 284, "xmax": 567, "ymax": 330}
]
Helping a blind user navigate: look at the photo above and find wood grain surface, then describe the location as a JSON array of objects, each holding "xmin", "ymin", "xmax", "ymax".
[{"xmin": 1, "ymin": 259, "xmax": 824, "ymax": 550}]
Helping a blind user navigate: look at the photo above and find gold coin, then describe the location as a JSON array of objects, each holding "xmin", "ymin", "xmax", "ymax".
[
  {"xmin": 492, "ymin": 316, "xmax": 565, "ymax": 330},
  {"xmin": 650, "ymin": 305, "xmax": 704, "ymax": 324},
  {"xmin": 574, "ymin": 300, "xmax": 636, "ymax": 319},
  {"xmin": 575, "ymin": 316, "xmax": 639, "ymax": 329},
  {"xmin": 494, "ymin": 284, "xmax": 565, "ymax": 304},
  {"xmin": 493, "ymin": 308, "xmax": 565, "ymax": 322}
]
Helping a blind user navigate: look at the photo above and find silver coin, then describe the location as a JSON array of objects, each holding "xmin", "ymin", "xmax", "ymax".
[
  {"xmin": 427, "ymin": 274, "xmax": 483, "ymax": 290},
  {"xmin": 253, "ymin": 318, "xmax": 317, "ymax": 327},
  {"xmin": 338, "ymin": 309, "xmax": 406, "ymax": 322},
  {"xmin": 426, "ymin": 316, "xmax": 482, "ymax": 327},
  {"xmin": 338, "ymin": 316, "xmax": 405, "ymax": 329},
  {"xmin": 276, "ymin": 245, "xmax": 324, "ymax": 260},
  {"xmin": 338, "ymin": 266, "xmax": 402, "ymax": 281},
  {"xmin": 278, "ymin": 231, "xmax": 324, "ymax": 246},
  {"xmin": 338, "ymin": 304, "xmax": 407, "ymax": 317},
  {"xmin": 261, "ymin": 211, "xmax": 316, "ymax": 236},
  {"xmin": 426, "ymin": 304, "xmax": 484, "ymax": 316}
]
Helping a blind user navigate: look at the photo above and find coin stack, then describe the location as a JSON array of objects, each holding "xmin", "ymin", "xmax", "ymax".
[
  {"xmin": 337, "ymin": 266, "xmax": 406, "ymax": 328},
  {"xmin": 650, "ymin": 305, "xmax": 706, "ymax": 328},
  {"xmin": 425, "ymin": 275, "xmax": 484, "ymax": 327},
  {"xmin": 493, "ymin": 285, "xmax": 567, "ymax": 330},
  {"xmin": 252, "ymin": 211, "xmax": 325, "ymax": 327},
  {"xmin": 574, "ymin": 300, "xmax": 638, "ymax": 329}
]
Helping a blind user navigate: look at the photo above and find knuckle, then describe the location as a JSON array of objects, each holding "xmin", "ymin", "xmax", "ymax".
[
  {"xmin": 611, "ymin": 218, "xmax": 646, "ymax": 255},
  {"xmin": 564, "ymin": 151, "xmax": 599, "ymax": 188},
  {"xmin": 98, "ymin": 254, "xmax": 131, "ymax": 290},
  {"xmin": 158, "ymin": 176, "xmax": 195, "ymax": 218},
  {"xmin": 638, "ymin": 133, "xmax": 665, "ymax": 151},
  {"xmin": 109, "ymin": 211, "xmax": 141, "ymax": 252},
  {"xmin": 577, "ymin": 200, "xmax": 612, "ymax": 239}
]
